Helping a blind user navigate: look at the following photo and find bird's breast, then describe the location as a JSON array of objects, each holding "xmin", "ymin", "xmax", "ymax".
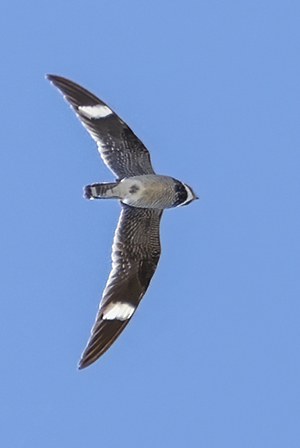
[{"xmin": 120, "ymin": 175, "xmax": 177, "ymax": 209}]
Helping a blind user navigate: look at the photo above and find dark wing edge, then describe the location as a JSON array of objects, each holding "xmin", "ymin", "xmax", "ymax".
[
  {"xmin": 46, "ymin": 74, "xmax": 155, "ymax": 178},
  {"xmin": 78, "ymin": 204, "xmax": 163, "ymax": 369}
]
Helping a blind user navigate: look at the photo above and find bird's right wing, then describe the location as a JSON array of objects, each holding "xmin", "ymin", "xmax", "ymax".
[
  {"xmin": 78, "ymin": 204, "xmax": 163, "ymax": 369},
  {"xmin": 47, "ymin": 75, "xmax": 155, "ymax": 179}
]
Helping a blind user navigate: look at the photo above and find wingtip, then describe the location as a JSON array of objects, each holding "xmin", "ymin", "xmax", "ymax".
[
  {"xmin": 45, "ymin": 73, "xmax": 55, "ymax": 82},
  {"xmin": 46, "ymin": 74, "xmax": 70, "ymax": 85},
  {"xmin": 77, "ymin": 356, "xmax": 93, "ymax": 370},
  {"xmin": 77, "ymin": 362, "xmax": 84, "ymax": 370},
  {"xmin": 77, "ymin": 357, "xmax": 86, "ymax": 370}
]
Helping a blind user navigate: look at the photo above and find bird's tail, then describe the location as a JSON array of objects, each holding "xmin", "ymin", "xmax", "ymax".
[{"xmin": 84, "ymin": 182, "xmax": 120, "ymax": 200}]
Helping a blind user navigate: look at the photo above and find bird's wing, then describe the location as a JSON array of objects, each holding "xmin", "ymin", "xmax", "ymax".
[
  {"xmin": 47, "ymin": 75, "xmax": 155, "ymax": 178},
  {"xmin": 78, "ymin": 204, "xmax": 163, "ymax": 369}
]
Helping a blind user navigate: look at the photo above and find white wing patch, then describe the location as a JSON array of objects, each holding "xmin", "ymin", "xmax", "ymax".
[
  {"xmin": 103, "ymin": 302, "xmax": 135, "ymax": 321},
  {"xmin": 78, "ymin": 104, "xmax": 112, "ymax": 119}
]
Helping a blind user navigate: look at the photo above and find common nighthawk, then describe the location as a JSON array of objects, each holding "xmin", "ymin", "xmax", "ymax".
[{"xmin": 47, "ymin": 75, "xmax": 198, "ymax": 369}]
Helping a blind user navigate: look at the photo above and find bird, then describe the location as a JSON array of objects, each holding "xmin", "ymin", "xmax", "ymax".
[{"xmin": 47, "ymin": 75, "xmax": 198, "ymax": 369}]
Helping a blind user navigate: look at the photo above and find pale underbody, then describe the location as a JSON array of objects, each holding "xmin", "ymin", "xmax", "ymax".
[{"xmin": 88, "ymin": 174, "xmax": 194, "ymax": 209}]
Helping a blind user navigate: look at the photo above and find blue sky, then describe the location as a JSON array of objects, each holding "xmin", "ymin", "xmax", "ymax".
[{"xmin": 1, "ymin": 0, "xmax": 300, "ymax": 446}]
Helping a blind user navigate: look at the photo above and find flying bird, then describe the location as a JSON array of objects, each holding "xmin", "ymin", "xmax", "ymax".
[{"xmin": 47, "ymin": 75, "xmax": 198, "ymax": 369}]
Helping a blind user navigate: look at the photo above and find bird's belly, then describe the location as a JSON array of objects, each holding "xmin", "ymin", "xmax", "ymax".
[{"xmin": 121, "ymin": 176, "xmax": 175, "ymax": 209}]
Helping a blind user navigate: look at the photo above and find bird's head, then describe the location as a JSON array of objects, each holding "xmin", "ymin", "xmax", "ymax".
[
  {"xmin": 174, "ymin": 181, "xmax": 198, "ymax": 207},
  {"xmin": 181, "ymin": 183, "xmax": 198, "ymax": 206}
]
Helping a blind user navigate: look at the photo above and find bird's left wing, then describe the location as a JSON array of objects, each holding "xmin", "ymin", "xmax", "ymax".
[
  {"xmin": 79, "ymin": 204, "xmax": 163, "ymax": 369},
  {"xmin": 47, "ymin": 75, "xmax": 155, "ymax": 178}
]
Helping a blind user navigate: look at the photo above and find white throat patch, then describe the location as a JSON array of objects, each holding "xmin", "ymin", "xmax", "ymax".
[
  {"xmin": 78, "ymin": 104, "xmax": 112, "ymax": 119},
  {"xmin": 102, "ymin": 302, "xmax": 135, "ymax": 321}
]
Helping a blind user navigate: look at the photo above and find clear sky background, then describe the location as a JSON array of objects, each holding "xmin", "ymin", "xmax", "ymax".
[{"xmin": 1, "ymin": 0, "xmax": 300, "ymax": 447}]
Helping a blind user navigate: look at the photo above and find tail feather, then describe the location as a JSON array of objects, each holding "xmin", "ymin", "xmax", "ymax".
[{"xmin": 84, "ymin": 182, "xmax": 119, "ymax": 200}]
